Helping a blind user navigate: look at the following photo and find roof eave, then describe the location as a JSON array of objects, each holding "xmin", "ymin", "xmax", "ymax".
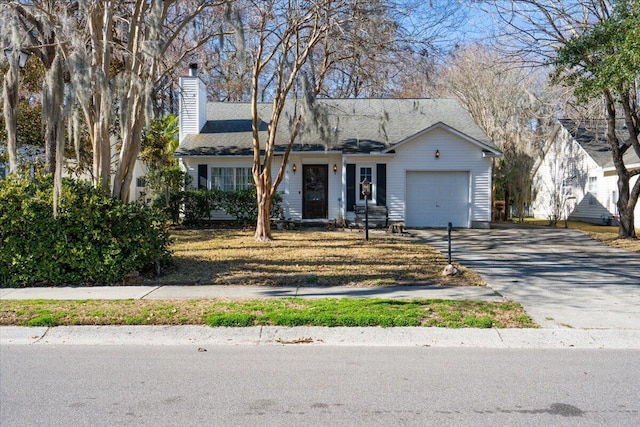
[
  {"xmin": 381, "ymin": 121, "xmax": 500, "ymax": 155},
  {"xmin": 482, "ymin": 150, "xmax": 502, "ymax": 158}
]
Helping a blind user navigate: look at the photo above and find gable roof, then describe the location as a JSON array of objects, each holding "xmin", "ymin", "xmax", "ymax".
[
  {"xmin": 558, "ymin": 118, "xmax": 639, "ymax": 168},
  {"xmin": 175, "ymin": 98, "xmax": 498, "ymax": 157}
]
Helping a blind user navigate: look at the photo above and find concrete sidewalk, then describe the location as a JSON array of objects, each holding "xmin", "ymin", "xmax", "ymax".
[
  {"xmin": 2, "ymin": 283, "xmax": 640, "ymax": 349},
  {"xmin": 0, "ymin": 284, "xmax": 503, "ymax": 301}
]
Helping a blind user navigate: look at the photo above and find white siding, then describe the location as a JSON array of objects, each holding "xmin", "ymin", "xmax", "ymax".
[
  {"xmin": 385, "ymin": 127, "xmax": 493, "ymax": 228},
  {"xmin": 179, "ymin": 76, "xmax": 206, "ymax": 143},
  {"xmin": 531, "ymin": 126, "xmax": 617, "ymax": 224},
  {"xmin": 130, "ymin": 159, "xmax": 149, "ymax": 202},
  {"xmin": 198, "ymin": 79, "xmax": 207, "ymax": 131}
]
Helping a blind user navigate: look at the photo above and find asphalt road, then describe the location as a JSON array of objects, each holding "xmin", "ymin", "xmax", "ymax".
[
  {"xmin": 415, "ymin": 227, "xmax": 640, "ymax": 329},
  {"xmin": 2, "ymin": 345, "xmax": 639, "ymax": 426}
]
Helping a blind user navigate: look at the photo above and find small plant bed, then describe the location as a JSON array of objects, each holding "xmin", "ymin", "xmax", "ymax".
[
  {"xmin": 0, "ymin": 298, "xmax": 537, "ymax": 328},
  {"xmin": 156, "ymin": 229, "xmax": 484, "ymax": 287}
]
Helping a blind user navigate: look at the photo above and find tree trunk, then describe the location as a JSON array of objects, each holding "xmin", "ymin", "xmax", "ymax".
[
  {"xmin": 254, "ymin": 176, "xmax": 273, "ymax": 241},
  {"xmin": 604, "ymin": 94, "xmax": 637, "ymax": 239},
  {"xmin": 3, "ymin": 61, "xmax": 19, "ymax": 175},
  {"xmin": 617, "ymin": 176, "xmax": 637, "ymax": 239},
  {"xmin": 42, "ymin": 52, "xmax": 65, "ymax": 176},
  {"xmin": 255, "ymin": 195, "xmax": 272, "ymax": 241},
  {"xmin": 90, "ymin": 116, "xmax": 112, "ymax": 193},
  {"xmin": 504, "ymin": 185, "xmax": 511, "ymax": 221}
]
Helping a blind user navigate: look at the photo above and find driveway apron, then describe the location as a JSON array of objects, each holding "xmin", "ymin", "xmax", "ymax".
[{"xmin": 414, "ymin": 227, "xmax": 640, "ymax": 329}]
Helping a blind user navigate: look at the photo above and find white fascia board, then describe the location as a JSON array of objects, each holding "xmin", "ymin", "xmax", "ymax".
[
  {"xmin": 382, "ymin": 121, "xmax": 501, "ymax": 156},
  {"xmin": 175, "ymin": 155, "xmax": 255, "ymax": 159},
  {"xmin": 343, "ymin": 153, "xmax": 396, "ymax": 159},
  {"xmin": 288, "ymin": 150, "xmax": 343, "ymax": 155}
]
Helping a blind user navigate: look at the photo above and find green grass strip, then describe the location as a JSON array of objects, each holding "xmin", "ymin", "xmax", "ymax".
[{"xmin": 0, "ymin": 298, "xmax": 537, "ymax": 328}]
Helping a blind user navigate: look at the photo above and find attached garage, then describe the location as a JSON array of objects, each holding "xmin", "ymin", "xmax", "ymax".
[{"xmin": 405, "ymin": 171, "xmax": 470, "ymax": 228}]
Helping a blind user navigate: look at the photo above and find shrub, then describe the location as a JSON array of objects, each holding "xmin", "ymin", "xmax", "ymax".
[
  {"xmin": 183, "ymin": 189, "xmax": 222, "ymax": 225},
  {"xmin": 220, "ymin": 188, "xmax": 283, "ymax": 223},
  {"xmin": 146, "ymin": 167, "xmax": 191, "ymax": 224},
  {"xmin": 167, "ymin": 187, "xmax": 283, "ymax": 225},
  {"xmin": 220, "ymin": 188, "xmax": 259, "ymax": 222},
  {"xmin": 0, "ymin": 175, "xmax": 172, "ymax": 287}
]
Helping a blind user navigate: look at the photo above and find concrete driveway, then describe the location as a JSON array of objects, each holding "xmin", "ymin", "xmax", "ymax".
[{"xmin": 414, "ymin": 227, "xmax": 640, "ymax": 329}]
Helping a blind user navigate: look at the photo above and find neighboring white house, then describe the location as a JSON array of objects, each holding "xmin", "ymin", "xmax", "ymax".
[
  {"xmin": 175, "ymin": 69, "xmax": 501, "ymax": 228},
  {"xmin": 0, "ymin": 144, "xmax": 45, "ymax": 179},
  {"xmin": 0, "ymin": 143, "xmax": 146, "ymax": 203},
  {"xmin": 531, "ymin": 118, "xmax": 640, "ymax": 229}
]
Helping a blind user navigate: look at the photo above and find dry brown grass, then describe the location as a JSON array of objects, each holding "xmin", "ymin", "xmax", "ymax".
[
  {"xmin": 150, "ymin": 229, "xmax": 485, "ymax": 287},
  {"xmin": 522, "ymin": 219, "xmax": 640, "ymax": 253}
]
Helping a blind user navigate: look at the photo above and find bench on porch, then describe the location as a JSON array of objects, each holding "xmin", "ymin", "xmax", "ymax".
[{"xmin": 353, "ymin": 205, "xmax": 388, "ymax": 229}]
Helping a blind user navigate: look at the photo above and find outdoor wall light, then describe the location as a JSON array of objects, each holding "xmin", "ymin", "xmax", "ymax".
[
  {"xmin": 292, "ymin": 164, "xmax": 297, "ymax": 173},
  {"xmin": 333, "ymin": 164, "xmax": 338, "ymax": 174},
  {"xmin": 435, "ymin": 149, "xmax": 440, "ymax": 159}
]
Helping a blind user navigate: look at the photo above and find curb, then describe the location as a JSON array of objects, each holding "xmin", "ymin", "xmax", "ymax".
[{"xmin": 2, "ymin": 326, "xmax": 640, "ymax": 349}]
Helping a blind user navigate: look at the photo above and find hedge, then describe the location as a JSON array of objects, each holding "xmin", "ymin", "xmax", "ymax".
[{"xmin": 0, "ymin": 176, "xmax": 172, "ymax": 287}]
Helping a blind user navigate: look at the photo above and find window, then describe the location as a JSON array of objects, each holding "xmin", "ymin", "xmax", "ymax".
[
  {"xmin": 561, "ymin": 177, "xmax": 574, "ymax": 196},
  {"xmin": 211, "ymin": 167, "xmax": 252, "ymax": 191},
  {"xmin": 359, "ymin": 167, "xmax": 372, "ymax": 200},
  {"xmin": 136, "ymin": 177, "xmax": 146, "ymax": 188},
  {"xmin": 588, "ymin": 177, "xmax": 598, "ymax": 205}
]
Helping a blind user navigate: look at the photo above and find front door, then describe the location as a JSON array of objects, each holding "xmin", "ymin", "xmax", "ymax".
[{"xmin": 303, "ymin": 165, "xmax": 328, "ymax": 219}]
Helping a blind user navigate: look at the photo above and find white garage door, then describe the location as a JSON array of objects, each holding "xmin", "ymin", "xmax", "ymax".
[{"xmin": 405, "ymin": 171, "xmax": 470, "ymax": 228}]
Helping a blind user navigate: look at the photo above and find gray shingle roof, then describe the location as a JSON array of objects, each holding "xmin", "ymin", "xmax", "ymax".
[
  {"xmin": 559, "ymin": 118, "xmax": 639, "ymax": 168},
  {"xmin": 175, "ymin": 98, "xmax": 497, "ymax": 156}
]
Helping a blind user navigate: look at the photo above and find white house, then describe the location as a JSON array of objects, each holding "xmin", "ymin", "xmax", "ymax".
[
  {"xmin": 0, "ymin": 144, "xmax": 45, "ymax": 179},
  {"xmin": 0, "ymin": 143, "xmax": 146, "ymax": 203},
  {"xmin": 531, "ymin": 118, "xmax": 640, "ymax": 228},
  {"xmin": 175, "ymin": 68, "xmax": 501, "ymax": 228}
]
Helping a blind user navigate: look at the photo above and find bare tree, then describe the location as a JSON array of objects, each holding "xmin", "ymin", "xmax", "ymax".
[
  {"xmin": 5, "ymin": 2, "xmax": 68, "ymax": 181},
  {"xmin": 54, "ymin": 0, "xmax": 224, "ymax": 200},
  {"xmin": 431, "ymin": 43, "xmax": 552, "ymax": 220},
  {"xmin": 222, "ymin": 0, "xmax": 356, "ymax": 241},
  {"xmin": 306, "ymin": 0, "xmax": 468, "ymax": 99},
  {"xmin": 1, "ymin": 9, "xmax": 28, "ymax": 175},
  {"xmin": 2, "ymin": 53, "xmax": 21, "ymax": 175}
]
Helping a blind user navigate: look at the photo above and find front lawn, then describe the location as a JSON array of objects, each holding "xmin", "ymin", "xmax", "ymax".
[{"xmin": 152, "ymin": 229, "xmax": 485, "ymax": 287}]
